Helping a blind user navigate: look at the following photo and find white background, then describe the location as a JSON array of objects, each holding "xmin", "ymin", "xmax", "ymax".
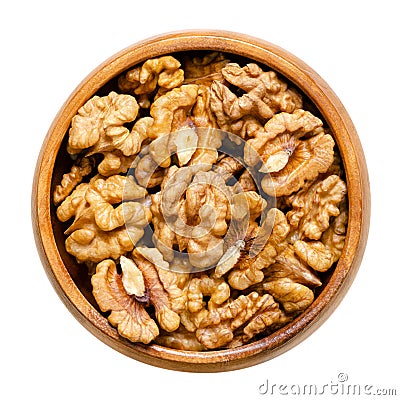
[{"xmin": 2, "ymin": 1, "xmax": 399, "ymax": 399}]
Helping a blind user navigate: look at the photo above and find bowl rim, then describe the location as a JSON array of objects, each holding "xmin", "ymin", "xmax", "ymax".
[{"xmin": 32, "ymin": 29, "xmax": 370, "ymax": 372}]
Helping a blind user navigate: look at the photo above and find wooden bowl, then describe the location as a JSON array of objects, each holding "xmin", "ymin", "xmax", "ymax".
[{"xmin": 32, "ymin": 30, "xmax": 370, "ymax": 372}]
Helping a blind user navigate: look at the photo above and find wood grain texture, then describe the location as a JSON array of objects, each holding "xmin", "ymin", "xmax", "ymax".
[{"xmin": 31, "ymin": 30, "xmax": 370, "ymax": 372}]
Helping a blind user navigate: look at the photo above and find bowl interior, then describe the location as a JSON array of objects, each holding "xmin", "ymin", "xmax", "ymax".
[
  {"xmin": 36, "ymin": 31, "xmax": 370, "ymax": 372},
  {"xmin": 51, "ymin": 49, "xmax": 330, "ymax": 308}
]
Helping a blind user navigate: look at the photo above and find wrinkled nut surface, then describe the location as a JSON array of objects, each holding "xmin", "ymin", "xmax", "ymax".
[
  {"xmin": 92, "ymin": 259, "xmax": 159, "ymax": 344},
  {"xmin": 67, "ymin": 91, "xmax": 140, "ymax": 155},
  {"xmin": 119, "ymin": 56, "xmax": 184, "ymax": 96},
  {"xmin": 56, "ymin": 174, "xmax": 150, "ymax": 263},
  {"xmin": 54, "ymin": 52, "xmax": 349, "ymax": 350}
]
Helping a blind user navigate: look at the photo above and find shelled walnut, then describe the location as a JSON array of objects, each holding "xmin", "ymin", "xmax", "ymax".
[
  {"xmin": 56, "ymin": 174, "xmax": 150, "ymax": 263},
  {"xmin": 54, "ymin": 51, "xmax": 349, "ymax": 350}
]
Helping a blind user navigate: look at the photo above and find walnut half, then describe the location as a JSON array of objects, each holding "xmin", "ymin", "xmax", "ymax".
[{"xmin": 92, "ymin": 259, "xmax": 159, "ymax": 344}]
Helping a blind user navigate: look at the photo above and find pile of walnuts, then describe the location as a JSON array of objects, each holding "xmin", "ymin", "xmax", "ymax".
[{"xmin": 54, "ymin": 52, "xmax": 347, "ymax": 350}]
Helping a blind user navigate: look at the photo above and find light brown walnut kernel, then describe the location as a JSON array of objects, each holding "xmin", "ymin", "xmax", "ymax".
[
  {"xmin": 227, "ymin": 208, "xmax": 290, "ymax": 290},
  {"xmin": 147, "ymin": 85, "xmax": 199, "ymax": 168},
  {"xmin": 65, "ymin": 222, "xmax": 135, "ymax": 263},
  {"xmin": 262, "ymin": 131, "xmax": 335, "ymax": 197},
  {"xmin": 134, "ymin": 246, "xmax": 187, "ymax": 314},
  {"xmin": 132, "ymin": 249, "xmax": 185, "ymax": 332},
  {"xmin": 185, "ymin": 234, "xmax": 225, "ymax": 271},
  {"xmin": 221, "ymin": 63, "xmax": 303, "ymax": 117},
  {"xmin": 67, "ymin": 92, "xmax": 139, "ymax": 155},
  {"xmin": 96, "ymin": 152, "xmax": 135, "ymax": 177},
  {"xmin": 135, "ymin": 153, "xmax": 167, "ymax": 188},
  {"xmin": 209, "ymin": 63, "xmax": 303, "ymax": 143},
  {"xmin": 196, "ymin": 292, "xmax": 280, "ymax": 349},
  {"xmin": 63, "ymin": 91, "xmax": 153, "ymax": 179},
  {"xmin": 244, "ymin": 109, "xmax": 335, "ymax": 197},
  {"xmin": 293, "ymin": 240, "xmax": 335, "ymax": 272},
  {"xmin": 192, "ymin": 85, "xmax": 219, "ymax": 128},
  {"xmin": 257, "ymin": 310, "xmax": 295, "ymax": 338},
  {"xmin": 157, "ymin": 165, "xmax": 195, "ymax": 225},
  {"xmin": 152, "ymin": 166, "xmax": 233, "ymax": 269},
  {"xmin": 230, "ymin": 191, "xmax": 266, "ymax": 222},
  {"xmin": 57, "ymin": 175, "xmax": 149, "ymax": 263},
  {"xmin": 228, "ymin": 308, "xmax": 292, "ymax": 348},
  {"xmin": 210, "ymin": 81, "xmax": 265, "ymax": 140},
  {"xmin": 241, "ymin": 299, "xmax": 282, "ymax": 343},
  {"xmin": 286, "ymin": 174, "xmax": 347, "ymax": 241},
  {"xmin": 292, "ymin": 203, "xmax": 348, "ymax": 272},
  {"xmin": 65, "ymin": 201, "xmax": 150, "ymax": 263},
  {"xmin": 187, "ymin": 274, "xmax": 230, "ymax": 313},
  {"xmin": 321, "ymin": 206, "xmax": 348, "ymax": 262},
  {"xmin": 91, "ymin": 259, "xmax": 159, "ymax": 344},
  {"xmin": 269, "ymin": 245, "xmax": 322, "ymax": 287},
  {"xmin": 183, "ymin": 52, "xmax": 230, "ymax": 80},
  {"xmin": 150, "ymin": 191, "xmax": 178, "ymax": 262},
  {"xmin": 118, "ymin": 56, "xmax": 184, "ymax": 95},
  {"xmin": 168, "ymin": 128, "xmax": 198, "ymax": 166},
  {"xmin": 155, "ymin": 328, "xmax": 205, "ymax": 351},
  {"xmin": 90, "ymin": 116, "xmax": 154, "ymax": 157},
  {"xmin": 118, "ymin": 67, "xmax": 141, "ymax": 92},
  {"xmin": 213, "ymin": 155, "xmax": 244, "ymax": 181},
  {"xmin": 183, "ymin": 171, "xmax": 232, "ymax": 268},
  {"xmin": 263, "ymin": 278, "xmax": 314, "ymax": 313},
  {"xmin": 120, "ymin": 255, "xmax": 145, "ymax": 297},
  {"xmin": 179, "ymin": 308, "xmax": 209, "ymax": 333},
  {"xmin": 234, "ymin": 170, "xmax": 257, "ymax": 192},
  {"xmin": 246, "ymin": 109, "xmax": 324, "ymax": 161},
  {"xmin": 53, "ymin": 157, "xmax": 93, "ymax": 205},
  {"xmin": 93, "ymin": 174, "xmax": 146, "ymax": 202},
  {"xmin": 215, "ymin": 191, "xmax": 265, "ymax": 277},
  {"xmin": 188, "ymin": 127, "xmax": 225, "ymax": 168},
  {"xmin": 56, "ymin": 180, "xmax": 93, "ymax": 223},
  {"xmin": 184, "ymin": 170, "xmax": 232, "ymax": 236}
]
